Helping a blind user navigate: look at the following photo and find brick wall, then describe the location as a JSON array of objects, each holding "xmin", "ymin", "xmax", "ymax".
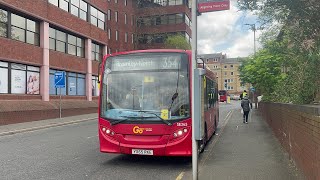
[
  {"xmin": 259, "ymin": 103, "xmax": 320, "ymax": 180},
  {"xmin": 0, "ymin": 100, "xmax": 98, "ymax": 125}
]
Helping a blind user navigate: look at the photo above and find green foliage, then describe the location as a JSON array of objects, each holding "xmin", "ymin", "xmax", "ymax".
[
  {"xmin": 164, "ymin": 34, "xmax": 191, "ymax": 50},
  {"xmin": 238, "ymin": 0, "xmax": 320, "ymax": 104},
  {"xmin": 239, "ymin": 42, "xmax": 285, "ymax": 97}
]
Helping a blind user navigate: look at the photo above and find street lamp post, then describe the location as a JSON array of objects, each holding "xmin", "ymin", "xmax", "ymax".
[
  {"xmin": 245, "ymin": 23, "xmax": 256, "ymax": 56},
  {"xmin": 245, "ymin": 23, "xmax": 258, "ymax": 109}
]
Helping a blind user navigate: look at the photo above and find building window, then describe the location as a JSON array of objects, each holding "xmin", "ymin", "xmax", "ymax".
[
  {"xmin": 70, "ymin": 0, "xmax": 88, "ymax": 21},
  {"xmin": 185, "ymin": 33, "xmax": 190, "ymax": 43},
  {"xmin": 115, "ymin": 0, "xmax": 118, "ymax": 3},
  {"xmin": 60, "ymin": 0, "xmax": 69, "ymax": 11},
  {"xmin": 107, "ymin": 9, "xmax": 111, "ymax": 21},
  {"xmin": 124, "ymin": 13, "xmax": 127, "ymax": 24},
  {"xmin": 131, "ymin": 15, "xmax": 134, "ymax": 26},
  {"xmin": 125, "ymin": 32, "xmax": 128, "ymax": 43},
  {"xmin": 0, "ymin": 9, "xmax": 40, "ymax": 46},
  {"xmin": 108, "ymin": 29, "xmax": 111, "ymax": 39},
  {"xmin": 115, "ymin": 30, "xmax": 118, "ymax": 41},
  {"xmin": 49, "ymin": 0, "xmax": 59, "ymax": 6},
  {"xmin": 108, "ymin": 48, "xmax": 112, "ymax": 54},
  {"xmin": 169, "ymin": 0, "xmax": 183, "ymax": 5},
  {"xmin": 68, "ymin": 34, "xmax": 84, "ymax": 57},
  {"xmin": 138, "ymin": 13, "xmax": 187, "ymax": 27},
  {"xmin": 168, "ymin": 14, "xmax": 175, "ymax": 24},
  {"xmin": 0, "ymin": 61, "xmax": 9, "ymax": 93},
  {"xmin": 231, "ymin": 72, "xmax": 234, "ymax": 75},
  {"xmin": 0, "ymin": 61, "xmax": 40, "ymax": 94},
  {"xmin": 185, "ymin": 14, "xmax": 191, "ymax": 27},
  {"xmin": 224, "ymin": 65, "xmax": 227, "ymax": 68},
  {"xmin": 49, "ymin": 0, "xmax": 69, "ymax": 12},
  {"xmin": 138, "ymin": 0, "xmax": 186, "ymax": 7},
  {"xmin": 176, "ymin": 13, "xmax": 183, "ymax": 24},
  {"xmin": 49, "ymin": 27, "xmax": 84, "ymax": 57},
  {"xmin": 138, "ymin": 31, "xmax": 187, "ymax": 44},
  {"xmin": 49, "ymin": 0, "xmax": 91, "ymax": 22},
  {"xmin": 49, "ymin": 69, "xmax": 86, "ymax": 96},
  {"xmin": 124, "ymin": 0, "xmax": 127, "ymax": 6},
  {"xmin": 0, "ymin": 9, "xmax": 8, "ymax": 38},
  {"xmin": 115, "ymin": 11, "xmax": 118, "ymax": 22},
  {"xmin": 230, "ymin": 64, "xmax": 234, "ymax": 68},
  {"xmin": 92, "ymin": 76, "xmax": 99, "ymax": 96},
  {"xmin": 90, "ymin": 6, "xmax": 105, "ymax": 30},
  {"xmin": 131, "ymin": 34, "xmax": 134, "ymax": 44},
  {"xmin": 92, "ymin": 42, "xmax": 103, "ymax": 61}
]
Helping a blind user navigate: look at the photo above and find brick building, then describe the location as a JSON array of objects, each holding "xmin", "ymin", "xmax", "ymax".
[
  {"xmin": 0, "ymin": 0, "xmax": 191, "ymax": 124},
  {"xmin": 134, "ymin": 0, "xmax": 192, "ymax": 49},
  {"xmin": 198, "ymin": 53, "xmax": 246, "ymax": 94}
]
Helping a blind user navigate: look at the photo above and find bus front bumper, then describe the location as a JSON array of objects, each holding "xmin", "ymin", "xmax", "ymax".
[{"xmin": 99, "ymin": 129, "xmax": 192, "ymax": 156}]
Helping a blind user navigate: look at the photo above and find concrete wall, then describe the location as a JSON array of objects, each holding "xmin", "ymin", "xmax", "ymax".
[{"xmin": 259, "ymin": 102, "xmax": 320, "ymax": 180}]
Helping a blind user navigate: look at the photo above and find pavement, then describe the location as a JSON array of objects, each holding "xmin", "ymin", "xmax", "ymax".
[
  {"xmin": 194, "ymin": 107, "xmax": 305, "ymax": 180},
  {"xmin": 0, "ymin": 103, "xmax": 305, "ymax": 180},
  {"xmin": 0, "ymin": 113, "xmax": 98, "ymax": 136}
]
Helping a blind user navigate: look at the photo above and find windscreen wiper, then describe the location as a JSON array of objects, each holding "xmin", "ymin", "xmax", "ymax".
[
  {"xmin": 169, "ymin": 92, "xmax": 178, "ymax": 112},
  {"xmin": 111, "ymin": 110, "xmax": 172, "ymax": 126},
  {"xmin": 110, "ymin": 119, "xmax": 128, "ymax": 125},
  {"xmin": 110, "ymin": 116, "xmax": 138, "ymax": 125},
  {"xmin": 135, "ymin": 110, "xmax": 172, "ymax": 126}
]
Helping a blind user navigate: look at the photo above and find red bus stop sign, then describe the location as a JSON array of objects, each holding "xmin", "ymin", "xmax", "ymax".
[{"xmin": 198, "ymin": 0, "xmax": 230, "ymax": 13}]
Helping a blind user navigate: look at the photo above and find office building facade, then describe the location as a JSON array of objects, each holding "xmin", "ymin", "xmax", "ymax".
[{"xmin": 0, "ymin": 0, "xmax": 191, "ymax": 124}]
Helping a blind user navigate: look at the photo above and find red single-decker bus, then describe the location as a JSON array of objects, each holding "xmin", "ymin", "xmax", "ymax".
[
  {"xmin": 98, "ymin": 49, "xmax": 219, "ymax": 156},
  {"xmin": 219, "ymin": 90, "xmax": 228, "ymax": 102}
]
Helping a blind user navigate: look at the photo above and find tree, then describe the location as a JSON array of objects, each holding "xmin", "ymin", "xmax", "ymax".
[
  {"xmin": 164, "ymin": 34, "xmax": 191, "ymax": 50},
  {"xmin": 238, "ymin": 0, "xmax": 320, "ymax": 104},
  {"xmin": 239, "ymin": 42, "xmax": 285, "ymax": 97}
]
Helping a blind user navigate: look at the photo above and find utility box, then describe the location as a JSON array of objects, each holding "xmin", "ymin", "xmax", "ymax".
[{"xmin": 194, "ymin": 68, "xmax": 206, "ymax": 140}]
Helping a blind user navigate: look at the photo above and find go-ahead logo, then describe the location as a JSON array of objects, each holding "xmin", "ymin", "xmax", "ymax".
[{"xmin": 133, "ymin": 126, "xmax": 152, "ymax": 134}]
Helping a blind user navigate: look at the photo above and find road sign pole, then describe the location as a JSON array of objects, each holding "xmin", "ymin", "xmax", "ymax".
[
  {"xmin": 191, "ymin": 0, "xmax": 198, "ymax": 179},
  {"xmin": 59, "ymin": 87, "xmax": 62, "ymax": 119}
]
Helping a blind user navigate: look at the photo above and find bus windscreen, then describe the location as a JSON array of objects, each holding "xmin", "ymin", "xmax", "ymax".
[
  {"xmin": 101, "ymin": 53, "xmax": 190, "ymax": 122},
  {"xmin": 219, "ymin": 90, "xmax": 226, "ymax": 95}
]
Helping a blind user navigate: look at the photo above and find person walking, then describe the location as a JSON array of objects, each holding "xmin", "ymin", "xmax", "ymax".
[
  {"xmin": 240, "ymin": 90, "xmax": 248, "ymax": 100},
  {"xmin": 241, "ymin": 96, "xmax": 252, "ymax": 124}
]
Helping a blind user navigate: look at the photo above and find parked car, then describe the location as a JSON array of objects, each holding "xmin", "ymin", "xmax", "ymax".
[
  {"xmin": 229, "ymin": 94, "xmax": 235, "ymax": 100},
  {"xmin": 233, "ymin": 94, "xmax": 240, "ymax": 100}
]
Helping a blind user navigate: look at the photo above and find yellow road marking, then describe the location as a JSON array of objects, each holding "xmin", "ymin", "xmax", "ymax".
[{"xmin": 175, "ymin": 172, "xmax": 185, "ymax": 180}]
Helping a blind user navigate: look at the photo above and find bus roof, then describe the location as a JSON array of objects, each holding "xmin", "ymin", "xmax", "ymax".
[{"xmin": 103, "ymin": 49, "xmax": 191, "ymax": 60}]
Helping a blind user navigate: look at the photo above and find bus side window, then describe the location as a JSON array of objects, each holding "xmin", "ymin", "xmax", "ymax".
[
  {"xmin": 209, "ymin": 80, "xmax": 214, "ymax": 108},
  {"xmin": 206, "ymin": 78, "xmax": 214, "ymax": 109}
]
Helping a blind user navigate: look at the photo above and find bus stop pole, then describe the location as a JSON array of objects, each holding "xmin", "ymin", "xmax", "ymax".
[
  {"xmin": 191, "ymin": 0, "xmax": 198, "ymax": 180},
  {"xmin": 59, "ymin": 87, "xmax": 62, "ymax": 119}
]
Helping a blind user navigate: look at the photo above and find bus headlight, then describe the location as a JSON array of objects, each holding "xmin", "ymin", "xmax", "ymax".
[
  {"xmin": 173, "ymin": 128, "xmax": 188, "ymax": 138},
  {"xmin": 101, "ymin": 126, "xmax": 115, "ymax": 136}
]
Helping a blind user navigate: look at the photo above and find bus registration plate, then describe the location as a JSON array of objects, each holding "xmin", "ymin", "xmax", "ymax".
[{"xmin": 132, "ymin": 149, "xmax": 153, "ymax": 155}]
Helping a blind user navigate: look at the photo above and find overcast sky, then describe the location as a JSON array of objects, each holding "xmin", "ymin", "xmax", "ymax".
[{"xmin": 197, "ymin": 0, "xmax": 262, "ymax": 58}]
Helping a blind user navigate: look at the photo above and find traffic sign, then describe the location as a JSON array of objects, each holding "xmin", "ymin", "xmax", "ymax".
[
  {"xmin": 54, "ymin": 71, "xmax": 65, "ymax": 88},
  {"xmin": 198, "ymin": 0, "xmax": 230, "ymax": 13}
]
